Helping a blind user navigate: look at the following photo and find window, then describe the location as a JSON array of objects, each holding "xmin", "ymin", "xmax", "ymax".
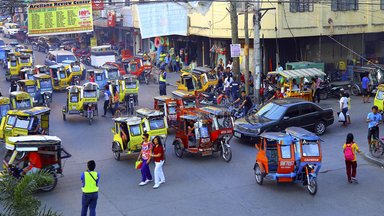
[
  {"xmin": 302, "ymin": 141, "xmax": 320, "ymax": 157},
  {"xmin": 16, "ymin": 99, "xmax": 31, "ymax": 109},
  {"xmin": 280, "ymin": 145, "xmax": 292, "ymax": 158},
  {"xmin": 290, "ymin": 0, "xmax": 314, "ymax": 12},
  {"xmin": 15, "ymin": 118, "xmax": 30, "ymax": 129},
  {"xmin": 7, "ymin": 116, "xmax": 16, "ymax": 126},
  {"xmin": 331, "ymin": 0, "xmax": 358, "ymax": 11},
  {"xmin": 301, "ymin": 104, "xmax": 318, "ymax": 115},
  {"xmin": 382, "ymin": 0, "xmax": 384, "ymax": 10},
  {"xmin": 84, "ymin": 91, "xmax": 97, "ymax": 98},
  {"xmin": 130, "ymin": 124, "xmax": 141, "ymax": 136},
  {"xmin": 256, "ymin": 103, "xmax": 287, "ymax": 121},
  {"xmin": 149, "ymin": 119, "xmax": 165, "ymax": 130},
  {"xmin": 285, "ymin": 106, "xmax": 301, "ymax": 118},
  {"xmin": 376, "ymin": 90, "xmax": 384, "ymax": 100}
]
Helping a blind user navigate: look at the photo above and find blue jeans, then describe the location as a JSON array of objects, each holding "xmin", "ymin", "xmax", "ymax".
[
  {"xmin": 81, "ymin": 192, "xmax": 98, "ymax": 216},
  {"xmin": 141, "ymin": 159, "xmax": 152, "ymax": 182},
  {"xmin": 159, "ymin": 82, "xmax": 166, "ymax": 96},
  {"xmin": 342, "ymin": 107, "xmax": 348, "ymax": 125}
]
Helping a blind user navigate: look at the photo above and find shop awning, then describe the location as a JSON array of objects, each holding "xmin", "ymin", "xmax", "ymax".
[{"xmin": 268, "ymin": 68, "xmax": 326, "ymax": 79}]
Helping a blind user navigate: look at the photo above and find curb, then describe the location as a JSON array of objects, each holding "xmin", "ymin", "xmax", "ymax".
[{"xmin": 360, "ymin": 151, "xmax": 384, "ymax": 167}]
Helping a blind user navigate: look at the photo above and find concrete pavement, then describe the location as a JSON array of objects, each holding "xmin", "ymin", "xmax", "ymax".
[{"xmin": 0, "ymin": 37, "xmax": 384, "ymax": 216}]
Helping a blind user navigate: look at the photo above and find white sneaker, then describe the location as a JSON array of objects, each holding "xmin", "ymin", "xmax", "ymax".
[
  {"xmin": 139, "ymin": 181, "xmax": 147, "ymax": 186},
  {"xmin": 153, "ymin": 184, "xmax": 160, "ymax": 189},
  {"xmin": 145, "ymin": 179, "xmax": 152, "ymax": 184},
  {"xmin": 160, "ymin": 180, "xmax": 165, "ymax": 184}
]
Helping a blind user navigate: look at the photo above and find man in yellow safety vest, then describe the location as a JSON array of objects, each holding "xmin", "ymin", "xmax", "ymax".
[
  {"xmin": 159, "ymin": 66, "xmax": 167, "ymax": 96},
  {"xmin": 81, "ymin": 160, "xmax": 99, "ymax": 216}
]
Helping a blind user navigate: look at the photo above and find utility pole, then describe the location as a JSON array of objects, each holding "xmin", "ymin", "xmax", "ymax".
[
  {"xmin": 244, "ymin": 1, "xmax": 250, "ymax": 94},
  {"xmin": 253, "ymin": 0, "xmax": 261, "ymax": 104},
  {"xmin": 229, "ymin": 2, "xmax": 240, "ymax": 80}
]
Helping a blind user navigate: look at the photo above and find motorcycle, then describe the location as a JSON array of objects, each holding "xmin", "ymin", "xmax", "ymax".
[
  {"xmin": 197, "ymin": 87, "xmax": 230, "ymax": 106},
  {"xmin": 126, "ymin": 94, "xmax": 135, "ymax": 116}
]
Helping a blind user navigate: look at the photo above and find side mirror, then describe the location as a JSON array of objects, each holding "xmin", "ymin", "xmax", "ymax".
[{"xmin": 283, "ymin": 116, "xmax": 290, "ymax": 120}]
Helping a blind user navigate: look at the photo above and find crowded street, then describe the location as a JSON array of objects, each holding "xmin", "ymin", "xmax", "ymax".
[{"xmin": 0, "ymin": 35, "xmax": 383, "ymax": 216}]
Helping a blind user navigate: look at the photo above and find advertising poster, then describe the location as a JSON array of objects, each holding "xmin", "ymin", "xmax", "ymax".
[{"xmin": 28, "ymin": 0, "xmax": 93, "ymax": 36}]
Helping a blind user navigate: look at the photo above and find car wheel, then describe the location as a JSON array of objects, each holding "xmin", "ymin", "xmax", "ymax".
[
  {"xmin": 350, "ymin": 85, "xmax": 360, "ymax": 96},
  {"xmin": 314, "ymin": 121, "xmax": 326, "ymax": 135}
]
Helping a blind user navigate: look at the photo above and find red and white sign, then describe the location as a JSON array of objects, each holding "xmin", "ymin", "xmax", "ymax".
[
  {"xmin": 92, "ymin": 0, "xmax": 104, "ymax": 10},
  {"xmin": 107, "ymin": 10, "xmax": 116, "ymax": 27}
]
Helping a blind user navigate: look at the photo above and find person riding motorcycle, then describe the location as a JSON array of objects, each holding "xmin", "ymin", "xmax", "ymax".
[{"xmin": 232, "ymin": 90, "xmax": 253, "ymax": 116}]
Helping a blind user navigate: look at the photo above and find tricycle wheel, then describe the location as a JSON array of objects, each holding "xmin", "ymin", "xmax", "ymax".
[
  {"xmin": 113, "ymin": 151, "xmax": 121, "ymax": 161},
  {"xmin": 40, "ymin": 172, "xmax": 58, "ymax": 192},
  {"xmin": 254, "ymin": 163, "xmax": 264, "ymax": 185},
  {"xmin": 174, "ymin": 141, "xmax": 183, "ymax": 158},
  {"xmin": 350, "ymin": 84, "xmax": 360, "ymax": 96},
  {"xmin": 369, "ymin": 139, "xmax": 383, "ymax": 158},
  {"xmin": 221, "ymin": 145, "xmax": 232, "ymax": 162},
  {"xmin": 307, "ymin": 177, "xmax": 317, "ymax": 195}
]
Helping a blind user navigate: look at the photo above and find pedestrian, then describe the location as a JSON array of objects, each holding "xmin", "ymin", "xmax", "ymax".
[
  {"xmin": 138, "ymin": 133, "xmax": 153, "ymax": 186},
  {"xmin": 159, "ymin": 66, "xmax": 167, "ymax": 96},
  {"xmin": 112, "ymin": 87, "xmax": 119, "ymax": 118},
  {"xmin": 226, "ymin": 59, "xmax": 233, "ymax": 71},
  {"xmin": 343, "ymin": 133, "xmax": 360, "ymax": 183},
  {"xmin": 361, "ymin": 73, "xmax": 370, "ymax": 103},
  {"xmin": 102, "ymin": 85, "xmax": 112, "ymax": 117},
  {"xmin": 217, "ymin": 58, "xmax": 224, "ymax": 71},
  {"xmin": 346, "ymin": 93, "xmax": 351, "ymax": 124},
  {"xmin": 81, "ymin": 160, "xmax": 99, "ymax": 216},
  {"xmin": 276, "ymin": 62, "xmax": 283, "ymax": 72},
  {"xmin": 151, "ymin": 136, "xmax": 165, "ymax": 189},
  {"xmin": 367, "ymin": 105, "xmax": 382, "ymax": 146},
  {"xmin": 229, "ymin": 77, "xmax": 240, "ymax": 101},
  {"xmin": 339, "ymin": 92, "xmax": 349, "ymax": 127},
  {"xmin": 9, "ymin": 79, "xmax": 17, "ymax": 93},
  {"xmin": 223, "ymin": 73, "xmax": 233, "ymax": 99}
]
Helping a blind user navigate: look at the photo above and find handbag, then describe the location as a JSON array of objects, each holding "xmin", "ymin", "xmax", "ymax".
[{"xmin": 135, "ymin": 159, "xmax": 142, "ymax": 169}]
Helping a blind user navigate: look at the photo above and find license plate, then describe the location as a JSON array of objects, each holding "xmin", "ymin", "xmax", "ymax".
[
  {"xmin": 202, "ymin": 151, "xmax": 212, "ymax": 156},
  {"xmin": 234, "ymin": 132, "xmax": 241, "ymax": 138}
]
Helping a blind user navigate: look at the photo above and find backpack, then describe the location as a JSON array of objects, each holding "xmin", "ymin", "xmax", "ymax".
[{"xmin": 344, "ymin": 144, "xmax": 355, "ymax": 161}]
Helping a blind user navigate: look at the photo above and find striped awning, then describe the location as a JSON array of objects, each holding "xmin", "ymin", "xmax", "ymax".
[{"xmin": 268, "ymin": 68, "xmax": 326, "ymax": 79}]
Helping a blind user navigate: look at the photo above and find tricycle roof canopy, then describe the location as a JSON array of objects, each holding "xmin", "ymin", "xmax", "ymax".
[
  {"xmin": 114, "ymin": 116, "xmax": 142, "ymax": 125},
  {"xmin": 285, "ymin": 127, "xmax": 319, "ymax": 141},
  {"xmin": 136, "ymin": 108, "xmax": 164, "ymax": 117},
  {"xmin": 200, "ymin": 106, "xmax": 229, "ymax": 116},
  {"xmin": 260, "ymin": 132, "xmax": 293, "ymax": 144},
  {"xmin": 172, "ymin": 90, "xmax": 195, "ymax": 98},
  {"xmin": 269, "ymin": 68, "xmax": 326, "ymax": 79},
  {"xmin": 154, "ymin": 95, "xmax": 172, "ymax": 101},
  {"xmin": 8, "ymin": 135, "xmax": 61, "ymax": 146},
  {"xmin": 8, "ymin": 106, "xmax": 50, "ymax": 116}
]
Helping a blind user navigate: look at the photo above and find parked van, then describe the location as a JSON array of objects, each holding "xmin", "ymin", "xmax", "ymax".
[{"xmin": 3, "ymin": 23, "xmax": 19, "ymax": 38}]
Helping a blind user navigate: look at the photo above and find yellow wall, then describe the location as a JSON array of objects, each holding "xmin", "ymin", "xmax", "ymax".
[{"xmin": 188, "ymin": 2, "xmax": 384, "ymax": 39}]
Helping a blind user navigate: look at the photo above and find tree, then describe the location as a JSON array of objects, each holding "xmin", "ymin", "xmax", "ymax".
[
  {"xmin": 0, "ymin": 171, "xmax": 61, "ymax": 216},
  {"xmin": 229, "ymin": 2, "xmax": 240, "ymax": 80}
]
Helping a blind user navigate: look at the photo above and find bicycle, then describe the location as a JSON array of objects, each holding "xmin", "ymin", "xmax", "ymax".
[{"xmin": 369, "ymin": 137, "xmax": 384, "ymax": 158}]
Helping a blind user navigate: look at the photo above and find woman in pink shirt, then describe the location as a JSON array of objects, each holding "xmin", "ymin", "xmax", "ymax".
[{"xmin": 138, "ymin": 133, "xmax": 153, "ymax": 186}]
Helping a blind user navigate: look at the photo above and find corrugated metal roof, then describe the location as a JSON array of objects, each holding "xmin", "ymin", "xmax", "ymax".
[{"xmin": 269, "ymin": 68, "xmax": 326, "ymax": 79}]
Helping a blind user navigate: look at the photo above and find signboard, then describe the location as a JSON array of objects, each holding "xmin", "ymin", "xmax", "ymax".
[
  {"xmin": 107, "ymin": 10, "xmax": 116, "ymax": 27},
  {"xmin": 28, "ymin": 0, "xmax": 93, "ymax": 36},
  {"xmin": 230, "ymin": 44, "xmax": 241, "ymax": 58},
  {"xmin": 92, "ymin": 0, "xmax": 104, "ymax": 10},
  {"xmin": 137, "ymin": 3, "xmax": 188, "ymax": 39}
]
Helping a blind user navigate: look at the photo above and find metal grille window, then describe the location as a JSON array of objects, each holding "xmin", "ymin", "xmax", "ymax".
[
  {"xmin": 290, "ymin": 0, "xmax": 314, "ymax": 12},
  {"xmin": 331, "ymin": 0, "xmax": 359, "ymax": 11}
]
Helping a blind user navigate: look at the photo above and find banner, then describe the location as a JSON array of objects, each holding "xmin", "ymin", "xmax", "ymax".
[
  {"xmin": 137, "ymin": 3, "xmax": 188, "ymax": 39},
  {"xmin": 28, "ymin": 0, "xmax": 93, "ymax": 36},
  {"xmin": 107, "ymin": 10, "xmax": 116, "ymax": 27},
  {"xmin": 92, "ymin": 0, "xmax": 104, "ymax": 10}
]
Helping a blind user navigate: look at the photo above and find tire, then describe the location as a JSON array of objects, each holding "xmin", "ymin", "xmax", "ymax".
[
  {"xmin": 174, "ymin": 140, "xmax": 184, "ymax": 158},
  {"xmin": 63, "ymin": 114, "xmax": 66, "ymax": 121},
  {"xmin": 307, "ymin": 177, "xmax": 318, "ymax": 195},
  {"xmin": 112, "ymin": 142, "xmax": 121, "ymax": 161},
  {"xmin": 350, "ymin": 85, "xmax": 360, "ymax": 96},
  {"xmin": 221, "ymin": 145, "xmax": 232, "ymax": 162},
  {"xmin": 45, "ymin": 48, "xmax": 49, "ymax": 54},
  {"xmin": 254, "ymin": 163, "xmax": 264, "ymax": 185},
  {"xmin": 369, "ymin": 139, "xmax": 383, "ymax": 158},
  {"xmin": 314, "ymin": 121, "xmax": 326, "ymax": 135},
  {"xmin": 39, "ymin": 172, "xmax": 58, "ymax": 192}
]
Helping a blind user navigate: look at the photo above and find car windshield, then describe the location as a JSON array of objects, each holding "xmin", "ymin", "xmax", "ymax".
[
  {"xmin": 108, "ymin": 70, "xmax": 119, "ymax": 79},
  {"xmin": 16, "ymin": 99, "xmax": 31, "ymax": 109},
  {"xmin": 84, "ymin": 91, "xmax": 97, "ymax": 98},
  {"xmin": 149, "ymin": 119, "xmax": 165, "ymax": 130},
  {"xmin": 280, "ymin": 145, "xmax": 292, "ymax": 159},
  {"xmin": 40, "ymin": 79, "xmax": 52, "ymax": 90},
  {"xmin": 57, "ymin": 55, "xmax": 76, "ymax": 63},
  {"xmin": 59, "ymin": 71, "xmax": 66, "ymax": 79},
  {"xmin": 15, "ymin": 117, "xmax": 30, "ymax": 129},
  {"xmin": 20, "ymin": 58, "xmax": 30, "ymax": 63},
  {"xmin": 376, "ymin": 90, "xmax": 384, "ymax": 100},
  {"xmin": 26, "ymin": 86, "xmax": 36, "ymax": 93},
  {"xmin": 200, "ymin": 126, "xmax": 210, "ymax": 138},
  {"xmin": 10, "ymin": 61, "xmax": 17, "ymax": 67},
  {"xmin": 0, "ymin": 105, "xmax": 10, "ymax": 117},
  {"xmin": 130, "ymin": 124, "xmax": 141, "ymax": 136},
  {"xmin": 125, "ymin": 82, "xmax": 136, "ymax": 89},
  {"xmin": 255, "ymin": 103, "xmax": 287, "ymax": 120},
  {"xmin": 302, "ymin": 141, "xmax": 320, "ymax": 157}
]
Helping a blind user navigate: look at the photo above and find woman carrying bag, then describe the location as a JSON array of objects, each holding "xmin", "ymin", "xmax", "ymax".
[{"xmin": 151, "ymin": 136, "xmax": 165, "ymax": 189}]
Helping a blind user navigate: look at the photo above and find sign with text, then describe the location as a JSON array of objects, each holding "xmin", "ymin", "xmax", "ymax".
[
  {"xmin": 28, "ymin": 0, "xmax": 94, "ymax": 36},
  {"xmin": 92, "ymin": 0, "xmax": 104, "ymax": 10},
  {"xmin": 230, "ymin": 44, "xmax": 241, "ymax": 58},
  {"xmin": 137, "ymin": 3, "xmax": 188, "ymax": 39}
]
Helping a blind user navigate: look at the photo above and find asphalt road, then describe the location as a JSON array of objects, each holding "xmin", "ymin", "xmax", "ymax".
[{"xmin": 1, "ymin": 37, "xmax": 384, "ymax": 216}]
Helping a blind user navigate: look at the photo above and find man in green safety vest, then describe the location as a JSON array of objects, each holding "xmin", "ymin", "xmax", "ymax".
[
  {"xmin": 159, "ymin": 66, "xmax": 167, "ymax": 96},
  {"xmin": 81, "ymin": 160, "xmax": 99, "ymax": 216}
]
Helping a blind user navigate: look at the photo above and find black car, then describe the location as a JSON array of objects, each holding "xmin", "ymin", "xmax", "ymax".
[
  {"xmin": 233, "ymin": 99, "xmax": 334, "ymax": 140},
  {"xmin": 33, "ymin": 36, "xmax": 61, "ymax": 53}
]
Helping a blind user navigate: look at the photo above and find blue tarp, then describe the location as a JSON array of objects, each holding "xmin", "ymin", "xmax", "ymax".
[{"xmin": 0, "ymin": 49, "xmax": 5, "ymax": 61}]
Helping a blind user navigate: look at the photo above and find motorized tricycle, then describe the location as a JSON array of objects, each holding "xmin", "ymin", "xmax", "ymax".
[
  {"xmin": 110, "ymin": 75, "xmax": 139, "ymax": 115},
  {"xmin": 34, "ymin": 74, "xmax": 53, "ymax": 107},
  {"xmin": 2, "ymin": 48, "xmax": 11, "ymax": 69},
  {"xmin": 136, "ymin": 108, "xmax": 168, "ymax": 150},
  {"xmin": 6, "ymin": 54, "xmax": 20, "ymax": 81},
  {"xmin": 62, "ymin": 60, "xmax": 82, "ymax": 85},
  {"xmin": 176, "ymin": 72, "xmax": 202, "ymax": 94},
  {"xmin": 111, "ymin": 116, "xmax": 145, "ymax": 161},
  {"xmin": 352, "ymin": 64, "xmax": 384, "ymax": 95},
  {"xmin": 0, "ymin": 107, "xmax": 50, "ymax": 143},
  {"xmin": 19, "ymin": 67, "xmax": 36, "ymax": 80},
  {"xmin": 173, "ymin": 113, "xmax": 231, "ymax": 161},
  {"xmin": 1, "ymin": 135, "xmax": 71, "ymax": 192},
  {"xmin": 101, "ymin": 64, "xmax": 121, "ymax": 81},
  {"xmin": 374, "ymin": 84, "xmax": 384, "ymax": 111},
  {"xmin": 87, "ymin": 69, "xmax": 106, "ymax": 89},
  {"xmin": 153, "ymin": 96, "xmax": 178, "ymax": 128},
  {"xmin": 50, "ymin": 64, "xmax": 69, "ymax": 91},
  {"xmin": 34, "ymin": 65, "xmax": 50, "ymax": 75},
  {"xmin": 9, "ymin": 91, "xmax": 33, "ymax": 110},
  {"xmin": 0, "ymin": 97, "xmax": 10, "ymax": 122},
  {"xmin": 253, "ymin": 128, "xmax": 322, "ymax": 195},
  {"xmin": 17, "ymin": 79, "xmax": 38, "ymax": 106},
  {"xmin": 171, "ymin": 90, "xmax": 199, "ymax": 120},
  {"xmin": 62, "ymin": 83, "xmax": 99, "ymax": 125},
  {"xmin": 17, "ymin": 52, "xmax": 33, "ymax": 69},
  {"xmin": 181, "ymin": 67, "xmax": 218, "ymax": 92},
  {"xmin": 123, "ymin": 56, "xmax": 152, "ymax": 84}
]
